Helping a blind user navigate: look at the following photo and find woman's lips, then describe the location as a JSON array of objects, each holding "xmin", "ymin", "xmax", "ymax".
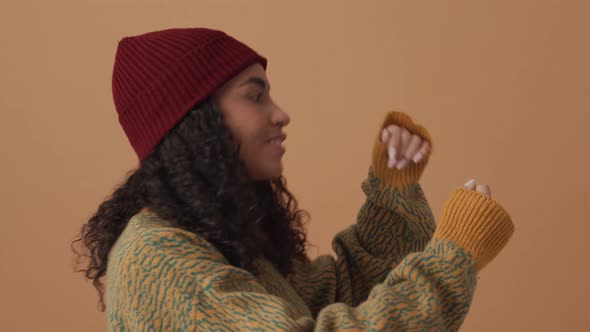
[{"xmin": 267, "ymin": 133, "xmax": 287, "ymax": 154}]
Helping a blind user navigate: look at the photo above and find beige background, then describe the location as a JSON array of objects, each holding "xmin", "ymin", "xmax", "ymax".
[{"xmin": 1, "ymin": 1, "xmax": 589, "ymax": 331}]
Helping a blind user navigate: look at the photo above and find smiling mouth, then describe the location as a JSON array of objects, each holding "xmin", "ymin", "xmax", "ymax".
[
  {"xmin": 267, "ymin": 133, "xmax": 287, "ymax": 145},
  {"xmin": 266, "ymin": 134, "xmax": 287, "ymax": 154},
  {"xmin": 268, "ymin": 138, "xmax": 283, "ymax": 146}
]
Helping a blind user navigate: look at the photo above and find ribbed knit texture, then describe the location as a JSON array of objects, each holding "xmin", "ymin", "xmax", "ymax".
[
  {"xmin": 435, "ymin": 188, "xmax": 514, "ymax": 270},
  {"xmin": 112, "ymin": 28, "xmax": 267, "ymax": 161},
  {"xmin": 106, "ymin": 111, "xmax": 514, "ymax": 331}
]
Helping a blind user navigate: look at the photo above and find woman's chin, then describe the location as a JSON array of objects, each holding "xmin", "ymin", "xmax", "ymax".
[{"xmin": 251, "ymin": 163, "xmax": 283, "ymax": 181}]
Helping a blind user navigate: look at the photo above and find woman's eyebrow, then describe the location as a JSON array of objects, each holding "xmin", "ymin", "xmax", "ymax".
[{"xmin": 238, "ymin": 77, "xmax": 270, "ymax": 91}]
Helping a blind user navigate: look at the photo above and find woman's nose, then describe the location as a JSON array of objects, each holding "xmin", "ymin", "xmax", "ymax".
[{"xmin": 272, "ymin": 104, "xmax": 290, "ymax": 127}]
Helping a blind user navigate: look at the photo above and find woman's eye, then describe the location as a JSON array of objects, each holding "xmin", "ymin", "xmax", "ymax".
[{"xmin": 251, "ymin": 92, "xmax": 263, "ymax": 102}]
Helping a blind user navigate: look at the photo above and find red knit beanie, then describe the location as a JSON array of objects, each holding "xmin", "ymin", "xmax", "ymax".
[{"xmin": 112, "ymin": 27, "xmax": 268, "ymax": 161}]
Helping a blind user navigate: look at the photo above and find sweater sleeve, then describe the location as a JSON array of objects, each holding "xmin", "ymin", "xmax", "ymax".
[
  {"xmin": 109, "ymin": 190, "xmax": 513, "ymax": 331},
  {"xmin": 289, "ymin": 111, "xmax": 438, "ymax": 314}
]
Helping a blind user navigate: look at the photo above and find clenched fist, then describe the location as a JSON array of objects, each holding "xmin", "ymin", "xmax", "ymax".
[{"xmin": 380, "ymin": 125, "xmax": 431, "ymax": 170}]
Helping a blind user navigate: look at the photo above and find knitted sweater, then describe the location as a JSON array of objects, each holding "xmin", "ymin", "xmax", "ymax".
[{"xmin": 106, "ymin": 111, "xmax": 514, "ymax": 331}]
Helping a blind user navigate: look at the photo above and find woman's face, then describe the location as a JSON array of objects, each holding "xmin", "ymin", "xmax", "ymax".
[{"xmin": 213, "ymin": 63, "xmax": 290, "ymax": 180}]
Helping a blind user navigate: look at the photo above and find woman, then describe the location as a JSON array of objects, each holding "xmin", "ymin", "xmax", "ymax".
[{"xmin": 73, "ymin": 27, "xmax": 514, "ymax": 331}]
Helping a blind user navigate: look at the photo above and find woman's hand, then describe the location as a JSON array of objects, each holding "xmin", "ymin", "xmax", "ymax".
[
  {"xmin": 381, "ymin": 125, "xmax": 431, "ymax": 170},
  {"xmin": 463, "ymin": 178, "xmax": 492, "ymax": 198}
]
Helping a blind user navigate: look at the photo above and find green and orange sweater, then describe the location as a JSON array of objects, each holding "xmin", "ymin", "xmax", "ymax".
[{"xmin": 106, "ymin": 111, "xmax": 514, "ymax": 331}]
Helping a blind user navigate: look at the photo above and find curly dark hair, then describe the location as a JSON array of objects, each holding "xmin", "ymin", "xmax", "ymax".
[{"xmin": 72, "ymin": 97, "xmax": 309, "ymax": 311}]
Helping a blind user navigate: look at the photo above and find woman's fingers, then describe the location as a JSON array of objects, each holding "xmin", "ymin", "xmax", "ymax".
[
  {"xmin": 412, "ymin": 141, "xmax": 430, "ymax": 163},
  {"xmin": 464, "ymin": 178, "xmax": 477, "ymax": 190},
  {"xmin": 476, "ymin": 184, "xmax": 492, "ymax": 198},
  {"xmin": 383, "ymin": 125, "xmax": 431, "ymax": 169},
  {"xmin": 381, "ymin": 128, "xmax": 389, "ymax": 144},
  {"xmin": 385, "ymin": 125, "xmax": 402, "ymax": 168},
  {"xmin": 399, "ymin": 128, "xmax": 411, "ymax": 154},
  {"xmin": 403, "ymin": 134, "xmax": 423, "ymax": 162},
  {"xmin": 464, "ymin": 179, "xmax": 492, "ymax": 198},
  {"xmin": 394, "ymin": 129, "xmax": 412, "ymax": 169}
]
